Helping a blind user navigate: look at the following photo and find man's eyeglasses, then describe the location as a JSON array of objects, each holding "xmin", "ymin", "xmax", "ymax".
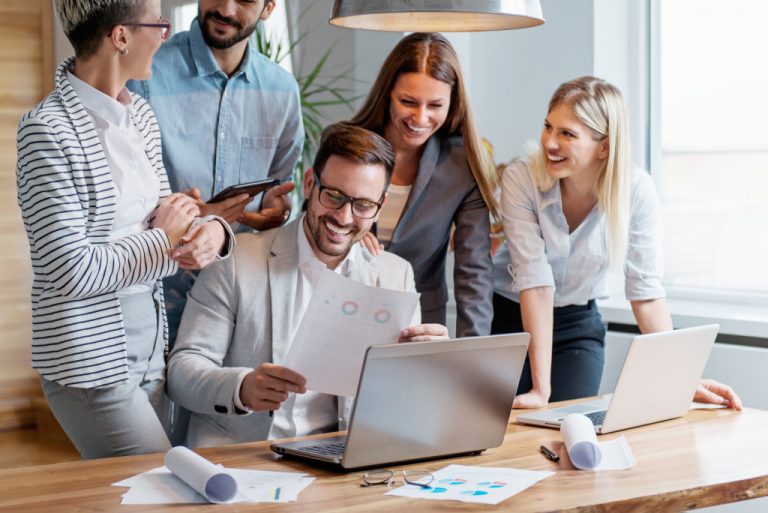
[
  {"xmin": 314, "ymin": 176, "xmax": 384, "ymax": 220},
  {"xmin": 123, "ymin": 18, "xmax": 172, "ymax": 40},
  {"xmin": 360, "ymin": 469, "xmax": 433, "ymax": 489}
]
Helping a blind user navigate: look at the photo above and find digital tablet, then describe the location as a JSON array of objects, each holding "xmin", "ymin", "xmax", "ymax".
[{"xmin": 208, "ymin": 179, "xmax": 280, "ymax": 203}]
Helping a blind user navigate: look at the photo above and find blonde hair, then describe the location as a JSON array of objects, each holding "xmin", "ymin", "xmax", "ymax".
[
  {"xmin": 348, "ymin": 32, "xmax": 498, "ymax": 218},
  {"xmin": 530, "ymin": 76, "xmax": 631, "ymax": 264}
]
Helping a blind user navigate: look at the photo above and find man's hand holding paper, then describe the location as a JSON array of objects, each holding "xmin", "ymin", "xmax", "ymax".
[{"xmin": 282, "ymin": 268, "xmax": 423, "ymax": 397}]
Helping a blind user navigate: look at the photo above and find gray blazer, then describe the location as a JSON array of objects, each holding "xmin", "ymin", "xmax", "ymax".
[
  {"xmin": 167, "ymin": 219, "xmax": 417, "ymax": 448},
  {"xmin": 385, "ymin": 135, "xmax": 493, "ymax": 337}
]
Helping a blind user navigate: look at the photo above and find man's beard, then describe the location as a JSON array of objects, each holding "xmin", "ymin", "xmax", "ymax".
[
  {"xmin": 308, "ymin": 214, "xmax": 360, "ymax": 258},
  {"xmin": 198, "ymin": 9, "xmax": 258, "ymax": 49}
]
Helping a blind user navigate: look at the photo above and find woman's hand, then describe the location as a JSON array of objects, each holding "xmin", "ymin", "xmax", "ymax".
[
  {"xmin": 693, "ymin": 379, "xmax": 743, "ymax": 410},
  {"xmin": 172, "ymin": 221, "xmax": 225, "ymax": 269},
  {"xmin": 151, "ymin": 193, "xmax": 199, "ymax": 247},
  {"xmin": 512, "ymin": 388, "xmax": 551, "ymax": 409},
  {"xmin": 398, "ymin": 324, "xmax": 449, "ymax": 342},
  {"xmin": 360, "ymin": 232, "xmax": 383, "ymax": 255}
]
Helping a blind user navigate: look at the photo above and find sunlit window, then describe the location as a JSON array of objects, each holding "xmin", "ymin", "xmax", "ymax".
[{"xmin": 657, "ymin": 0, "xmax": 768, "ymax": 295}]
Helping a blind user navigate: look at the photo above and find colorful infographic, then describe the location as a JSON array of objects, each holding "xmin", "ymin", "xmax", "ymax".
[{"xmin": 386, "ymin": 464, "xmax": 554, "ymax": 505}]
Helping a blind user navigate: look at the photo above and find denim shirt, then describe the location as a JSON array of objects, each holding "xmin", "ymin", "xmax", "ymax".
[
  {"xmin": 127, "ymin": 19, "xmax": 303, "ymax": 208},
  {"xmin": 493, "ymin": 160, "xmax": 665, "ymax": 307}
]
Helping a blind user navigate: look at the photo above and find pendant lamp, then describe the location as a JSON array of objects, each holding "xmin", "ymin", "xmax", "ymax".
[{"xmin": 329, "ymin": 0, "xmax": 545, "ymax": 32}]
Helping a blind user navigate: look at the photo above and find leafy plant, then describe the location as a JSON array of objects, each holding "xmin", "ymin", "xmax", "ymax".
[{"xmin": 254, "ymin": 18, "xmax": 359, "ymax": 195}]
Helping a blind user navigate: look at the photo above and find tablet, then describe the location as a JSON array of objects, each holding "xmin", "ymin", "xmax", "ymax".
[{"xmin": 209, "ymin": 179, "xmax": 280, "ymax": 203}]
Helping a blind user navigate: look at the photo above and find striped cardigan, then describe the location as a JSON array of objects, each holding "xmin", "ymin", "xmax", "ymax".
[{"xmin": 16, "ymin": 58, "xmax": 179, "ymax": 389}]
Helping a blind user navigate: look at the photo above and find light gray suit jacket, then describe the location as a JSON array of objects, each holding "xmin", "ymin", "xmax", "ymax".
[{"xmin": 167, "ymin": 219, "xmax": 418, "ymax": 448}]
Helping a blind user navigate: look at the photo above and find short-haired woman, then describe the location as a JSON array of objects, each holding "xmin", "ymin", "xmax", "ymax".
[{"xmin": 15, "ymin": 0, "xmax": 232, "ymax": 458}]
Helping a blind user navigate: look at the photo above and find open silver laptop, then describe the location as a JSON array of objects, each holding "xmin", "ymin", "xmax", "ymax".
[
  {"xmin": 270, "ymin": 334, "xmax": 529, "ymax": 470},
  {"xmin": 516, "ymin": 324, "xmax": 718, "ymax": 434}
]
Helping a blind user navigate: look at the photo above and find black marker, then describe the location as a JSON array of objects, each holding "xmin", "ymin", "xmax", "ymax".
[{"xmin": 539, "ymin": 445, "xmax": 560, "ymax": 462}]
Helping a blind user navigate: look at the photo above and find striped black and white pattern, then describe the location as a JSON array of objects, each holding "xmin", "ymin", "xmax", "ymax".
[{"xmin": 16, "ymin": 58, "xmax": 177, "ymax": 388}]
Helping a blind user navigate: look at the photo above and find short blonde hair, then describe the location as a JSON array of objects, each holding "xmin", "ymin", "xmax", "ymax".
[
  {"xmin": 530, "ymin": 76, "xmax": 631, "ymax": 264},
  {"xmin": 54, "ymin": 0, "xmax": 146, "ymax": 58}
]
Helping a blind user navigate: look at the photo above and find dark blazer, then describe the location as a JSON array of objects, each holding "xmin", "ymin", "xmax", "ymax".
[{"xmin": 385, "ymin": 135, "xmax": 493, "ymax": 337}]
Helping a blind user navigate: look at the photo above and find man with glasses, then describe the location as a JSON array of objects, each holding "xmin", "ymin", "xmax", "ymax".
[
  {"xmin": 127, "ymin": 0, "xmax": 303, "ymax": 348},
  {"xmin": 166, "ymin": 124, "xmax": 448, "ymax": 448}
]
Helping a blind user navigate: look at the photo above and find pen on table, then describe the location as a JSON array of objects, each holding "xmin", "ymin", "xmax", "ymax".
[{"xmin": 539, "ymin": 445, "xmax": 560, "ymax": 462}]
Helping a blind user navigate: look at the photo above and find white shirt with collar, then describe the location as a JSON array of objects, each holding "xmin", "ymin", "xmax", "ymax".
[
  {"xmin": 67, "ymin": 71, "xmax": 160, "ymax": 296},
  {"xmin": 492, "ymin": 159, "xmax": 665, "ymax": 307},
  {"xmin": 234, "ymin": 214, "xmax": 361, "ymax": 439}
]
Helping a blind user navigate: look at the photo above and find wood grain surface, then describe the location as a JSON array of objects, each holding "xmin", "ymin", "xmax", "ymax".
[{"xmin": 0, "ymin": 402, "xmax": 765, "ymax": 512}]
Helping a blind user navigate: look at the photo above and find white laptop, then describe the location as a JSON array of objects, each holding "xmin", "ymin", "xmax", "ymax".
[
  {"xmin": 271, "ymin": 334, "xmax": 529, "ymax": 469},
  {"xmin": 516, "ymin": 324, "xmax": 718, "ymax": 434}
]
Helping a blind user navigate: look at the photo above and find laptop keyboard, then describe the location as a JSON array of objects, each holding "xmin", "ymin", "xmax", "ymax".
[
  {"xmin": 584, "ymin": 410, "xmax": 607, "ymax": 426},
  {"xmin": 301, "ymin": 442, "xmax": 346, "ymax": 457}
]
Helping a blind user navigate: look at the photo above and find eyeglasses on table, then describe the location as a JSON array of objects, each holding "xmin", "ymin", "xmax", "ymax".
[{"xmin": 360, "ymin": 469, "xmax": 434, "ymax": 489}]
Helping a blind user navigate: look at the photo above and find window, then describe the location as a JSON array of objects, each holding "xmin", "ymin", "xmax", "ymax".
[{"xmin": 655, "ymin": 0, "xmax": 768, "ymax": 296}]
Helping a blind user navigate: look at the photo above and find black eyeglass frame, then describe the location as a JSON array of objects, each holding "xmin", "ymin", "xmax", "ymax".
[
  {"xmin": 122, "ymin": 18, "xmax": 172, "ymax": 40},
  {"xmin": 313, "ymin": 175, "xmax": 385, "ymax": 220}
]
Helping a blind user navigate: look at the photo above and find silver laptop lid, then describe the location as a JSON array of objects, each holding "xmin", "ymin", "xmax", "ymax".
[
  {"xmin": 514, "ymin": 324, "xmax": 719, "ymax": 433},
  {"xmin": 600, "ymin": 324, "xmax": 718, "ymax": 433},
  {"xmin": 341, "ymin": 334, "xmax": 529, "ymax": 469}
]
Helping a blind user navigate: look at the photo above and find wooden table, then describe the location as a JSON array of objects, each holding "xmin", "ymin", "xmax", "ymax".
[{"xmin": 2, "ymin": 402, "xmax": 767, "ymax": 512}]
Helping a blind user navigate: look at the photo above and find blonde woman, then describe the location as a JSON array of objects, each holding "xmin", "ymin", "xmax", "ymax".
[{"xmin": 492, "ymin": 77, "xmax": 741, "ymax": 410}]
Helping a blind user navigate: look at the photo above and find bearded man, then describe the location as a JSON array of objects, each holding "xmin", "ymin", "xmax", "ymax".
[
  {"xmin": 166, "ymin": 124, "xmax": 448, "ymax": 448},
  {"xmin": 128, "ymin": 0, "xmax": 303, "ymax": 348}
]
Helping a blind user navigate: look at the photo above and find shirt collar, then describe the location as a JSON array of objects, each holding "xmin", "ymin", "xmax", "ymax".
[
  {"xmin": 66, "ymin": 71, "xmax": 132, "ymax": 128},
  {"xmin": 189, "ymin": 17, "xmax": 254, "ymax": 82},
  {"xmin": 297, "ymin": 214, "xmax": 359, "ymax": 276}
]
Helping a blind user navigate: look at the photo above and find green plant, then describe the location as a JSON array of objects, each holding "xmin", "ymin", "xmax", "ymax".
[{"xmin": 254, "ymin": 20, "xmax": 359, "ymax": 194}]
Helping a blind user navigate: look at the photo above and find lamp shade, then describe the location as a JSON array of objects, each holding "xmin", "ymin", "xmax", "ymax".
[{"xmin": 329, "ymin": 0, "xmax": 545, "ymax": 32}]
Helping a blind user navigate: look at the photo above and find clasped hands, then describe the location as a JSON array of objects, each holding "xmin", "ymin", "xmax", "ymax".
[
  {"xmin": 238, "ymin": 323, "xmax": 449, "ymax": 411},
  {"xmin": 150, "ymin": 193, "xmax": 225, "ymax": 269},
  {"xmin": 150, "ymin": 182, "xmax": 295, "ymax": 269}
]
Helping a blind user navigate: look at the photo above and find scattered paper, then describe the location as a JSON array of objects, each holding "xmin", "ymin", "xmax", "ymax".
[
  {"xmin": 112, "ymin": 448, "xmax": 313, "ymax": 505},
  {"xmin": 561, "ymin": 413, "xmax": 636, "ymax": 470},
  {"xmin": 283, "ymin": 268, "xmax": 419, "ymax": 397},
  {"xmin": 385, "ymin": 464, "xmax": 554, "ymax": 505}
]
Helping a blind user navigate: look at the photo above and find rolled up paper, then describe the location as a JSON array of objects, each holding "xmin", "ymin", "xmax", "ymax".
[
  {"xmin": 560, "ymin": 413, "xmax": 603, "ymax": 470},
  {"xmin": 164, "ymin": 446, "xmax": 238, "ymax": 503}
]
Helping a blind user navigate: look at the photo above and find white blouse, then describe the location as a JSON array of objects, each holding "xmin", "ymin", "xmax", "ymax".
[
  {"xmin": 493, "ymin": 159, "xmax": 665, "ymax": 307},
  {"xmin": 377, "ymin": 183, "xmax": 412, "ymax": 244}
]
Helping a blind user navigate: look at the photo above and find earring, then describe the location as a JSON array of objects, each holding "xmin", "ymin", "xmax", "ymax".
[{"xmin": 120, "ymin": 47, "xmax": 128, "ymax": 55}]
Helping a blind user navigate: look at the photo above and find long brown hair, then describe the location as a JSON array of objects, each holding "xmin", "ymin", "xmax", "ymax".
[{"xmin": 348, "ymin": 32, "xmax": 497, "ymax": 217}]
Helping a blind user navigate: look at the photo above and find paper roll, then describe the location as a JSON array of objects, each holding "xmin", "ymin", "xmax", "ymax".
[
  {"xmin": 560, "ymin": 413, "xmax": 602, "ymax": 470},
  {"xmin": 164, "ymin": 446, "xmax": 237, "ymax": 503}
]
